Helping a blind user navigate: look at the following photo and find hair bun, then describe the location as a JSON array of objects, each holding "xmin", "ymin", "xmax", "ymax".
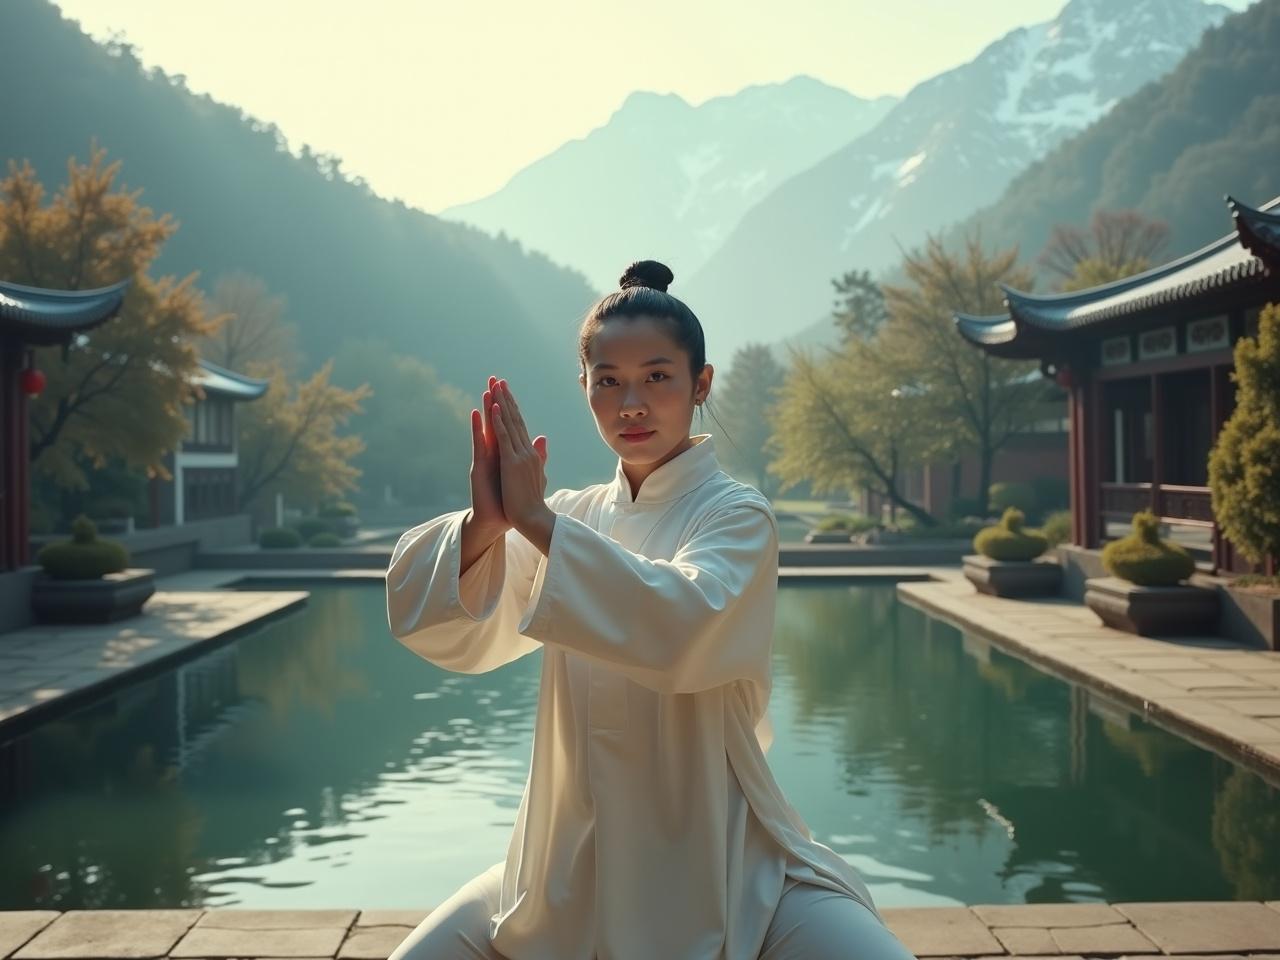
[{"xmin": 619, "ymin": 260, "xmax": 674, "ymax": 293}]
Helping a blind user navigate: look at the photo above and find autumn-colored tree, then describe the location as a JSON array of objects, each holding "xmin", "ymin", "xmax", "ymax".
[
  {"xmin": 880, "ymin": 232, "xmax": 1047, "ymax": 516},
  {"xmin": 201, "ymin": 271, "xmax": 300, "ymax": 375},
  {"xmin": 1040, "ymin": 209, "xmax": 1170, "ymax": 292},
  {"xmin": 770, "ymin": 340, "xmax": 940, "ymax": 526},
  {"xmin": 830, "ymin": 268, "xmax": 888, "ymax": 344},
  {"xmin": 236, "ymin": 359, "xmax": 372, "ymax": 511},
  {"xmin": 712, "ymin": 343, "xmax": 786, "ymax": 497},
  {"xmin": 0, "ymin": 144, "xmax": 220, "ymax": 489}
]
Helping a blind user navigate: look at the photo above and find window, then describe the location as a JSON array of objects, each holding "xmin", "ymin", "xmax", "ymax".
[{"xmin": 184, "ymin": 468, "xmax": 236, "ymax": 522}]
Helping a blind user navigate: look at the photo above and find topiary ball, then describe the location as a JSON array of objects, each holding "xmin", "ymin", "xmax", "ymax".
[
  {"xmin": 973, "ymin": 507, "xmax": 1049, "ymax": 561},
  {"xmin": 37, "ymin": 514, "xmax": 130, "ymax": 580},
  {"xmin": 1102, "ymin": 510, "xmax": 1195, "ymax": 586}
]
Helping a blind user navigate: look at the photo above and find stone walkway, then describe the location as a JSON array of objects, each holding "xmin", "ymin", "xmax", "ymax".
[
  {"xmin": 898, "ymin": 575, "xmax": 1280, "ymax": 783},
  {"xmin": 3, "ymin": 901, "xmax": 1280, "ymax": 957},
  {"xmin": 0, "ymin": 589, "xmax": 307, "ymax": 734}
]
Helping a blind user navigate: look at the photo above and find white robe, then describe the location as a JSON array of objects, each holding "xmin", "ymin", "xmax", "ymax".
[{"xmin": 385, "ymin": 434, "xmax": 881, "ymax": 959}]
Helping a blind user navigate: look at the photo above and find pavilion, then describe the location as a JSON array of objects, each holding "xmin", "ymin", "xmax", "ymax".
[
  {"xmin": 0, "ymin": 278, "xmax": 130, "ymax": 573},
  {"xmin": 954, "ymin": 195, "xmax": 1280, "ymax": 574}
]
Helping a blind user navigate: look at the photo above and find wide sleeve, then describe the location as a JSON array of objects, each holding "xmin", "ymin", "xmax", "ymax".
[
  {"xmin": 386, "ymin": 498, "xmax": 562, "ymax": 674},
  {"xmin": 516, "ymin": 496, "xmax": 779, "ymax": 696}
]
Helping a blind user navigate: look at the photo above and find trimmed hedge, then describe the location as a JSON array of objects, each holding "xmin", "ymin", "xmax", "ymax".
[
  {"xmin": 1102, "ymin": 511, "xmax": 1195, "ymax": 586},
  {"xmin": 1040, "ymin": 510, "xmax": 1072, "ymax": 548},
  {"xmin": 36, "ymin": 515, "xmax": 130, "ymax": 580},
  {"xmin": 814, "ymin": 513, "xmax": 878, "ymax": 534},
  {"xmin": 295, "ymin": 517, "xmax": 331, "ymax": 541},
  {"xmin": 973, "ymin": 507, "xmax": 1048, "ymax": 561},
  {"xmin": 308, "ymin": 532, "xmax": 342, "ymax": 548},
  {"xmin": 318, "ymin": 501, "xmax": 357, "ymax": 518},
  {"xmin": 260, "ymin": 527, "xmax": 303, "ymax": 549}
]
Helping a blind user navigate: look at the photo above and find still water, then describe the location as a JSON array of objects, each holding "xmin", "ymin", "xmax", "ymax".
[{"xmin": 1, "ymin": 583, "xmax": 1277, "ymax": 910}]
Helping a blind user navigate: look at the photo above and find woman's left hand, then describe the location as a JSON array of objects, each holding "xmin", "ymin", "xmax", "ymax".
[{"xmin": 490, "ymin": 380, "xmax": 553, "ymax": 545}]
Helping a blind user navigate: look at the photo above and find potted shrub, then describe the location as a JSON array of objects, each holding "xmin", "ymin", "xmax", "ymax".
[
  {"xmin": 804, "ymin": 513, "xmax": 861, "ymax": 543},
  {"xmin": 32, "ymin": 515, "xmax": 155, "ymax": 623},
  {"xmin": 259, "ymin": 527, "xmax": 303, "ymax": 549},
  {"xmin": 963, "ymin": 507, "xmax": 1061, "ymax": 597},
  {"xmin": 1084, "ymin": 511, "xmax": 1219, "ymax": 636},
  {"xmin": 318, "ymin": 501, "xmax": 359, "ymax": 539}
]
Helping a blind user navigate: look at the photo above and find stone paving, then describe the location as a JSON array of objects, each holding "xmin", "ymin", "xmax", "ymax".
[
  {"xmin": 0, "ymin": 589, "xmax": 307, "ymax": 733},
  {"xmin": 3, "ymin": 902, "xmax": 1280, "ymax": 957},
  {"xmin": 897, "ymin": 574, "xmax": 1280, "ymax": 783}
]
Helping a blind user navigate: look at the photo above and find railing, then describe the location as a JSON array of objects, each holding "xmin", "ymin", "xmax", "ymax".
[{"xmin": 1100, "ymin": 482, "xmax": 1214, "ymax": 526}]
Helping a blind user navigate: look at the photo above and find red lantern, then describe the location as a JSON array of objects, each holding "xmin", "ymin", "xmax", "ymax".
[{"xmin": 19, "ymin": 366, "xmax": 46, "ymax": 398}]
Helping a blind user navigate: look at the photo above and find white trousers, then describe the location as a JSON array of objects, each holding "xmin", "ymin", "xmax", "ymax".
[{"xmin": 387, "ymin": 862, "xmax": 918, "ymax": 960}]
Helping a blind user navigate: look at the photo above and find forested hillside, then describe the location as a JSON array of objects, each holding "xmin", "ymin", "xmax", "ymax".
[{"xmin": 1, "ymin": 0, "xmax": 608, "ymax": 484}]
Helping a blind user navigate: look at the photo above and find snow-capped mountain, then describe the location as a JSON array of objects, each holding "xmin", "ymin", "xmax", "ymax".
[
  {"xmin": 438, "ymin": 76, "xmax": 896, "ymax": 292},
  {"xmin": 681, "ymin": 0, "xmax": 1231, "ymax": 361}
]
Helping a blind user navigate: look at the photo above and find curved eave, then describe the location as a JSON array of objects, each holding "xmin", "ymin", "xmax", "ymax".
[
  {"xmin": 953, "ymin": 312, "xmax": 1049, "ymax": 359},
  {"xmin": 0, "ymin": 277, "xmax": 131, "ymax": 345},
  {"xmin": 194, "ymin": 358, "xmax": 270, "ymax": 401},
  {"xmin": 1229, "ymin": 195, "xmax": 1280, "ymax": 268}
]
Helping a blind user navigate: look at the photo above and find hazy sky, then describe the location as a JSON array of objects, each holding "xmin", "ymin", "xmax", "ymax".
[{"xmin": 52, "ymin": 0, "xmax": 1249, "ymax": 214}]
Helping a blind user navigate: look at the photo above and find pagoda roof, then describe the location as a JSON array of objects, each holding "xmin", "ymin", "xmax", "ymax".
[
  {"xmin": 0, "ymin": 278, "xmax": 131, "ymax": 345},
  {"xmin": 194, "ymin": 358, "xmax": 269, "ymax": 401},
  {"xmin": 955, "ymin": 196, "xmax": 1280, "ymax": 359}
]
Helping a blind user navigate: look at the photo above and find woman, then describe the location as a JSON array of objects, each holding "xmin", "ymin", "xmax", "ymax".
[{"xmin": 384, "ymin": 260, "xmax": 916, "ymax": 959}]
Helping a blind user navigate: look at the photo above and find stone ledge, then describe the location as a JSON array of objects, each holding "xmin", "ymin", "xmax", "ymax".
[
  {"xmin": 4, "ymin": 903, "xmax": 1280, "ymax": 958},
  {"xmin": 896, "ymin": 579, "xmax": 1280, "ymax": 783}
]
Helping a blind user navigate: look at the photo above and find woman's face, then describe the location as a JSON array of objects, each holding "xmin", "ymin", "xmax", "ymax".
[{"xmin": 579, "ymin": 315, "xmax": 713, "ymax": 465}]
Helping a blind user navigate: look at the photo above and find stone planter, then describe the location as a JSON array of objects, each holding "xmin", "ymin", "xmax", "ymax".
[
  {"xmin": 1221, "ymin": 583, "xmax": 1280, "ymax": 651},
  {"xmin": 1083, "ymin": 576, "xmax": 1220, "ymax": 637},
  {"xmin": 31, "ymin": 568, "xmax": 156, "ymax": 624},
  {"xmin": 963, "ymin": 555, "xmax": 1062, "ymax": 598},
  {"xmin": 804, "ymin": 530, "xmax": 853, "ymax": 544}
]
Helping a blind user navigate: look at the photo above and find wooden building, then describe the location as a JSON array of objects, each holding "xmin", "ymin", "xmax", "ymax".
[
  {"xmin": 148, "ymin": 359, "xmax": 269, "ymax": 527},
  {"xmin": 0, "ymin": 278, "xmax": 129, "ymax": 572},
  {"xmin": 955, "ymin": 196, "xmax": 1280, "ymax": 573}
]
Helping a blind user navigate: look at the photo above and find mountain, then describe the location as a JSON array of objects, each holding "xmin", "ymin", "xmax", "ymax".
[
  {"xmin": 1, "ymin": 0, "xmax": 607, "ymax": 487},
  {"xmin": 958, "ymin": 0, "xmax": 1280, "ymax": 272},
  {"xmin": 683, "ymin": 0, "xmax": 1230, "ymax": 361},
  {"xmin": 439, "ymin": 77, "xmax": 897, "ymax": 292}
]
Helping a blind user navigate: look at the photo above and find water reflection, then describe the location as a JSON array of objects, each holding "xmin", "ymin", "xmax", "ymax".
[{"xmin": 0, "ymin": 582, "xmax": 1276, "ymax": 910}]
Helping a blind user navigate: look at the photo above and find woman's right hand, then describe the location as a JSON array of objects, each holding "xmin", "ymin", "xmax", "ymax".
[{"xmin": 468, "ymin": 376, "xmax": 511, "ymax": 535}]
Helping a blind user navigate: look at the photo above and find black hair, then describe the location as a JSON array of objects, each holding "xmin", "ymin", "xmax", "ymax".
[{"xmin": 577, "ymin": 259, "xmax": 735, "ymax": 444}]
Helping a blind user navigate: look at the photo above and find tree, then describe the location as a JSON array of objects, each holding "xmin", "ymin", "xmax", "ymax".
[
  {"xmin": 769, "ymin": 340, "xmax": 940, "ymax": 526},
  {"xmin": 712, "ymin": 343, "xmax": 786, "ymax": 497},
  {"xmin": 201, "ymin": 271, "xmax": 299, "ymax": 375},
  {"xmin": 236, "ymin": 359, "xmax": 372, "ymax": 511},
  {"xmin": 331, "ymin": 338, "xmax": 471, "ymax": 508},
  {"xmin": 830, "ymin": 268, "xmax": 888, "ymax": 343},
  {"xmin": 0, "ymin": 145, "xmax": 219, "ymax": 490},
  {"xmin": 1208, "ymin": 303, "xmax": 1280, "ymax": 568},
  {"xmin": 1040, "ymin": 209, "xmax": 1170, "ymax": 292},
  {"xmin": 880, "ymin": 232, "xmax": 1047, "ymax": 516}
]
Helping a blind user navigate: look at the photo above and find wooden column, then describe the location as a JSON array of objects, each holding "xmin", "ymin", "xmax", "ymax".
[
  {"xmin": 1210, "ymin": 364, "xmax": 1223, "ymax": 571},
  {"xmin": 1085, "ymin": 375, "xmax": 1103, "ymax": 548},
  {"xmin": 1068, "ymin": 381, "xmax": 1083, "ymax": 546},
  {"xmin": 0, "ymin": 335, "xmax": 29, "ymax": 572},
  {"xmin": 1150, "ymin": 373, "xmax": 1163, "ymax": 517}
]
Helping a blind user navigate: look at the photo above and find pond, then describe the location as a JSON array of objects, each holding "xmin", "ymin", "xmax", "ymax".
[{"xmin": 1, "ymin": 582, "xmax": 1277, "ymax": 910}]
